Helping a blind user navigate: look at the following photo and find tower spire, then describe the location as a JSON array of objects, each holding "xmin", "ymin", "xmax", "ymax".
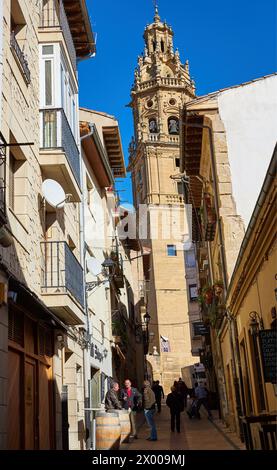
[{"xmin": 153, "ymin": 0, "xmax": 160, "ymax": 23}]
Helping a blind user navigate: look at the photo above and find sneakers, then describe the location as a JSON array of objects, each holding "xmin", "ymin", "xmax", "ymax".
[{"xmin": 146, "ymin": 437, "xmax": 158, "ymax": 441}]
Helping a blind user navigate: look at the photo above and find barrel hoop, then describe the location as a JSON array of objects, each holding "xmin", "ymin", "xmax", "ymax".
[{"xmin": 96, "ymin": 424, "xmax": 120, "ymax": 428}]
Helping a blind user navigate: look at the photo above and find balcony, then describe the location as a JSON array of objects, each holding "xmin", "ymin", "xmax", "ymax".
[
  {"xmin": 40, "ymin": 108, "xmax": 81, "ymax": 201},
  {"xmin": 41, "ymin": 241, "xmax": 85, "ymax": 325},
  {"xmin": 10, "ymin": 32, "xmax": 31, "ymax": 85},
  {"xmin": 110, "ymin": 250, "xmax": 124, "ymax": 289},
  {"xmin": 39, "ymin": 0, "xmax": 76, "ymax": 71},
  {"xmin": 165, "ymin": 194, "xmax": 185, "ymax": 205},
  {"xmin": 203, "ymin": 193, "xmax": 217, "ymax": 241}
]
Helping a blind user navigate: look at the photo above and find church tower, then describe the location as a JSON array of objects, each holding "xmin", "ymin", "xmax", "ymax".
[{"xmin": 128, "ymin": 6, "xmax": 198, "ymax": 391}]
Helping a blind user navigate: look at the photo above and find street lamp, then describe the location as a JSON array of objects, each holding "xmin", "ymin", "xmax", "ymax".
[{"xmin": 249, "ymin": 311, "xmax": 264, "ymax": 336}]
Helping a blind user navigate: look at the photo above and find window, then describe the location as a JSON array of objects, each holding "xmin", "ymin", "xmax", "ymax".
[
  {"xmin": 175, "ymin": 158, "xmax": 180, "ymax": 168},
  {"xmin": 45, "ymin": 60, "xmax": 53, "ymax": 105},
  {"xmin": 61, "ymin": 64, "xmax": 65, "ymax": 109},
  {"xmin": 161, "ymin": 40, "xmax": 165, "ymax": 52},
  {"xmin": 10, "ymin": 0, "xmax": 30, "ymax": 84},
  {"xmin": 177, "ymin": 182, "xmax": 183, "ymax": 195},
  {"xmin": 42, "ymin": 45, "xmax": 54, "ymax": 55},
  {"xmin": 167, "ymin": 244, "xmax": 177, "ymax": 256},
  {"xmin": 185, "ymin": 250, "xmax": 196, "ymax": 268},
  {"xmin": 189, "ymin": 284, "xmax": 198, "ymax": 301},
  {"xmin": 9, "ymin": 153, "xmax": 16, "ymax": 211}
]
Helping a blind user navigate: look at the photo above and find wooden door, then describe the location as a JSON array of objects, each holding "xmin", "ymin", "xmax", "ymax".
[
  {"xmin": 8, "ymin": 349, "xmax": 22, "ymax": 449},
  {"xmin": 39, "ymin": 362, "xmax": 52, "ymax": 449},
  {"xmin": 25, "ymin": 358, "xmax": 37, "ymax": 449}
]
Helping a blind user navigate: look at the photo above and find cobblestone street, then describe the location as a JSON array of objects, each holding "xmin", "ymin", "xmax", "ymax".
[{"xmin": 121, "ymin": 403, "xmax": 245, "ymax": 451}]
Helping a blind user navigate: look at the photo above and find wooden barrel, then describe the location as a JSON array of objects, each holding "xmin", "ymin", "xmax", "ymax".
[
  {"xmin": 107, "ymin": 409, "xmax": 131, "ymax": 443},
  {"xmin": 96, "ymin": 411, "xmax": 121, "ymax": 450}
]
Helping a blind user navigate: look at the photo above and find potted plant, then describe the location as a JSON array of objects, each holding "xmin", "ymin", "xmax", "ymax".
[
  {"xmin": 214, "ymin": 279, "xmax": 224, "ymax": 297},
  {"xmin": 202, "ymin": 285, "xmax": 214, "ymax": 305}
]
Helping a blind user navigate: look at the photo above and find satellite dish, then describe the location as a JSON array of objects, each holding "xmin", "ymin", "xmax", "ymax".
[
  {"xmin": 42, "ymin": 179, "xmax": 66, "ymax": 209},
  {"xmin": 86, "ymin": 257, "xmax": 103, "ymax": 277}
]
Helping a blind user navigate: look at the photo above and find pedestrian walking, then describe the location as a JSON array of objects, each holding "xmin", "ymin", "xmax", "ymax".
[
  {"xmin": 120, "ymin": 379, "xmax": 142, "ymax": 439},
  {"xmin": 194, "ymin": 382, "xmax": 213, "ymax": 420},
  {"xmin": 152, "ymin": 380, "xmax": 164, "ymax": 413},
  {"xmin": 143, "ymin": 380, "xmax": 158, "ymax": 441},
  {"xmin": 177, "ymin": 377, "xmax": 189, "ymax": 408},
  {"xmin": 166, "ymin": 386, "xmax": 184, "ymax": 432},
  {"xmin": 105, "ymin": 381, "xmax": 122, "ymax": 410}
]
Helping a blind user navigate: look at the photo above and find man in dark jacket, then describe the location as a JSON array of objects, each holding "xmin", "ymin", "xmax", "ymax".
[
  {"xmin": 166, "ymin": 386, "xmax": 184, "ymax": 433},
  {"xmin": 105, "ymin": 381, "xmax": 122, "ymax": 410},
  {"xmin": 152, "ymin": 380, "xmax": 164, "ymax": 413},
  {"xmin": 120, "ymin": 379, "xmax": 142, "ymax": 438}
]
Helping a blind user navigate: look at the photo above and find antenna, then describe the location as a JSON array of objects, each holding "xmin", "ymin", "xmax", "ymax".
[{"xmin": 86, "ymin": 257, "xmax": 103, "ymax": 277}]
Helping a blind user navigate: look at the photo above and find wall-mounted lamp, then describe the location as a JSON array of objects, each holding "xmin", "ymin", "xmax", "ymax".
[
  {"xmin": 249, "ymin": 311, "xmax": 264, "ymax": 336},
  {"xmin": 56, "ymin": 333, "xmax": 64, "ymax": 343}
]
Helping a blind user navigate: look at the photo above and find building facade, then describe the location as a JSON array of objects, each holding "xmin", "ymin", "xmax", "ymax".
[
  {"xmin": 0, "ymin": 0, "xmax": 95, "ymax": 450},
  {"xmin": 128, "ymin": 7, "xmax": 198, "ymax": 392},
  {"xmin": 181, "ymin": 74, "xmax": 277, "ymax": 440}
]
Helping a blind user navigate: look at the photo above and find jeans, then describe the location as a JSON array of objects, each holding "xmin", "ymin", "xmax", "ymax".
[
  {"xmin": 144, "ymin": 409, "xmax": 157, "ymax": 440},
  {"xmin": 196, "ymin": 398, "xmax": 212, "ymax": 418},
  {"xmin": 170, "ymin": 411, "xmax": 181, "ymax": 432}
]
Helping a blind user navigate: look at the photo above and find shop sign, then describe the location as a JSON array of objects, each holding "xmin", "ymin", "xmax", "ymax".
[{"xmin": 259, "ymin": 329, "xmax": 277, "ymax": 383}]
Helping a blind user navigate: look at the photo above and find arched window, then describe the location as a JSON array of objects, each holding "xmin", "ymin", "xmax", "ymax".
[
  {"xmin": 149, "ymin": 118, "xmax": 158, "ymax": 133},
  {"xmin": 168, "ymin": 116, "xmax": 179, "ymax": 135},
  {"xmin": 152, "ymin": 40, "xmax": 156, "ymax": 51},
  {"xmin": 161, "ymin": 40, "xmax": 165, "ymax": 52}
]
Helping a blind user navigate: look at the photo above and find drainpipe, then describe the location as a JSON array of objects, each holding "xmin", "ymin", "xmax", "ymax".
[{"xmin": 80, "ymin": 123, "xmax": 95, "ymax": 450}]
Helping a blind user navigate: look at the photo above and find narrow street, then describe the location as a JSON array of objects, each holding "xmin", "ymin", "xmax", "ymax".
[{"xmin": 121, "ymin": 403, "xmax": 245, "ymax": 451}]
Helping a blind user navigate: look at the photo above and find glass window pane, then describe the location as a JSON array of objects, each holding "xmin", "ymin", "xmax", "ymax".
[
  {"xmin": 167, "ymin": 245, "xmax": 177, "ymax": 256},
  {"xmin": 42, "ymin": 45, "xmax": 54, "ymax": 55},
  {"xmin": 45, "ymin": 60, "xmax": 52, "ymax": 106}
]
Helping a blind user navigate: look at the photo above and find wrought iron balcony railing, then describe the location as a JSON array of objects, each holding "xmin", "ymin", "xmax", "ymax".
[
  {"xmin": 41, "ymin": 241, "xmax": 84, "ymax": 308},
  {"xmin": 39, "ymin": 0, "xmax": 76, "ymax": 70},
  {"xmin": 40, "ymin": 108, "xmax": 81, "ymax": 187},
  {"xmin": 10, "ymin": 32, "xmax": 31, "ymax": 84}
]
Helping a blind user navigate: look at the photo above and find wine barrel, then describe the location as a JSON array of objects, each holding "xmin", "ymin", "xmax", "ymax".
[
  {"xmin": 96, "ymin": 411, "xmax": 121, "ymax": 450},
  {"xmin": 107, "ymin": 409, "xmax": 131, "ymax": 443}
]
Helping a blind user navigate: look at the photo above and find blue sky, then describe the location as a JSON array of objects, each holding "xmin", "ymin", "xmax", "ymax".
[{"xmin": 78, "ymin": 0, "xmax": 277, "ymax": 203}]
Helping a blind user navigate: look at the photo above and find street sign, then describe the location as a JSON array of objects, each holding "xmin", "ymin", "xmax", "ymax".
[
  {"xmin": 193, "ymin": 322, "xmax": 209, "ymax": 336},
  {"xmin": 259, "ymin": 329, "xmax": 277, "ymax": 383}
]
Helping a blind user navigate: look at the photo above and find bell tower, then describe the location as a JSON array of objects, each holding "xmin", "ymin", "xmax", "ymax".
[{"xmin": 128, "ymin": 6, "xmax": 198, "ymax": 391}]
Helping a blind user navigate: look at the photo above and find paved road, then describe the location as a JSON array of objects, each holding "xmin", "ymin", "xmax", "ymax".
[{"xmin": 121, "ymin": 404, "xmax": 245, "ymax": 451}]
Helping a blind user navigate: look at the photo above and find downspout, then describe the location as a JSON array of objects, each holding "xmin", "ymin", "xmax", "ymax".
[{"xmin": 80, "ymin": 123, "xmax": 95, "ymax": 450}]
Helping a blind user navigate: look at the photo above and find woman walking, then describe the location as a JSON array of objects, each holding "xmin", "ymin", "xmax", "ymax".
[{"xmin": 166, "ymin": 386, "xmax": 184, "ymax": 433}]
